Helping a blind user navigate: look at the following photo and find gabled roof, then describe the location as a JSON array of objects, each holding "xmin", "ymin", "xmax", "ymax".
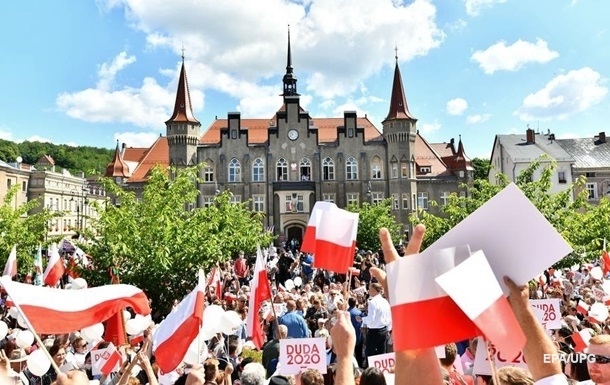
[
  {"xmin": 556, "ymin": 138, "xmax": 610, "ymax": 168},
  {"xmin": 200, "ymin": 116, "xmax": 383, "ymax": 145},
  {"xmin": 414, "ymin": 133, "xmax": 452, "ymax": 177},
  {"xmin": 126, "ymin": 137, "xmax": 169, "ymax": 183},
  {"xmin": 495, "ymin": 134, "xmax": 574, "ymax": 163},
  {"xmin": 37, "ymin": 155, "xmax": 55, "ymax": 166}
]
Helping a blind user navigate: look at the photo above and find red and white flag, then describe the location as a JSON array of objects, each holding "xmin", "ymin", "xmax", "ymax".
[
  {"xmin": 3, "ymin": 245, "xmax": 17, "ymax": 278},
  {"xmin": 207, "ymin": 267, "xmax": 222, "ymax": 299},
  {"xmin": 386, "ymin": 246, "xmax": 480, "ymax": 351},
  {"xmin": 312, "ymin": 206, "xmax": 359, "ymax": 274},
  {"xmin": 247, "ymin": 246, "xmax": 272, "ymax": 349},
  {"xmin": 43, "ymin": 244, "xmax": 65, "ymax": 287},
  {"xmin": 153, "ymin": 270, "xmax": 206, "ymax": 374},
  {"xmin": 577, "ymin": 300, "xmax": 589, "ymax": 315},
  {"xmin": 602, "ymin": 239, "xmax": 610, "ymax": 276},
  {"xmin": 0, "ymin": 276, "xmax": 150, "ymax": 334},
  {"xmin": 572, "ymin": 329, "xmax": 592, "ymax": 353},
  {"xmin": 301, "ymin": 201, "xmax": 336, "ymax": 254},
  {"xmin": 91, "ymin": 343, "xmax": 122, "ymax": 376},
  {"xmin": 436, "ymin": 250, "xmax": 526, "ymax": 359}
]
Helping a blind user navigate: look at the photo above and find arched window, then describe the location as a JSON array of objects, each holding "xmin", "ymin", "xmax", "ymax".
[
  {"xmin": 228, "ymin": 158, "xmax": 241, "ymax": 183},
  {"xmin": 277, "ymin": 158, "xmax": 288, "ymax": 181},
  {"xmin": 346, "ymin": 156, "xmax": 358, "ymax": 180},
  {"xmin": 371, "ymin": 156, "xmax": 383, "ymax": 179},
  {"xmin": 322, "ymin": 157, "xmax": 335, "ymax": 181},
  {"xmin": 252, "ymin": 158, "xmax": 265, "ymax": 182},
  {"xmin": 300, "ymin": 158, "xmax": 311, "ymax": 180},
  {"xmin": 203, "ymin": 159, "xmax": 215, "ymax": 182}
]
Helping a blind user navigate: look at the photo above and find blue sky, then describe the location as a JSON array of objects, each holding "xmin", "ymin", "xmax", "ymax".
[{"xmin": 0, "ymin": 0, "xmax": 608, "ymax": 159}]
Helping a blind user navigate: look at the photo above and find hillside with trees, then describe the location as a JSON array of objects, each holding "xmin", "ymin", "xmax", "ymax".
[{"xmin": 0, "ymin": 139, "xmax": 114, "ymax": 176}]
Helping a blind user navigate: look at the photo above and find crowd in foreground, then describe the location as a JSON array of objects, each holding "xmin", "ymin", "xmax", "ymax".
[{"xmin": 1, "ymin": 225, "xmax": 610, "ymax": 385}]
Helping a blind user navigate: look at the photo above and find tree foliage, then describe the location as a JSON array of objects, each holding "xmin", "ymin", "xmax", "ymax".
[
  {"xmin": 410, "ymin": 157, "xmax": 590, "ymax": 268},
  {"xmin": 82, "ymin": 165, "xmax": 273, "ymax": 315},
  {"xmin": 0, "ymin": 139, "xmax": 114, "ymax": 176},
  {"xmin": 347, "ymin": 199, "xmax": 402, "ymax": 252},
  {"xmin": 0, "ymin": 185, "xmax": 60, "ymax": 273},
  {"xmin": 472, "ymin": 157, "xmax": 491, "ymax": 181}
]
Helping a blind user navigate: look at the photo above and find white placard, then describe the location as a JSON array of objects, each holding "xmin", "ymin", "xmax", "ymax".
[
  {"xmin": 593, "ymin": 287, "xmax": 605, "ymax": 302},
  {"xmin": 279, "ymin": 338, "xmax": 327, "ymax": 375},
  {"xmin": 367, "ymin": 353, "xmax": 395, "ymax": 374},
  {"xmin": 435, "ymin": 345, "xmax": 446, "ymax": 359},
  {"xmin": 422, "ymin": 183, "xmax": 573, "ymax": 294},
  {"xmin": 530, "ymin": 299, "xmax": 561, "ymax": 329},
  {"xmin": 472, "ymin": 337, "xmax": 527, "ymax": 376},
  {"xmin": 91, "ymin": 343, "xmax": 121, "ymax": 376}
]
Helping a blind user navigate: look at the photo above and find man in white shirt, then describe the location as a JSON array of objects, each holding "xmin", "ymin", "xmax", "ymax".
[{"xmin": 361, "ymin": 282, "xmax": 392, "ymax": 360}]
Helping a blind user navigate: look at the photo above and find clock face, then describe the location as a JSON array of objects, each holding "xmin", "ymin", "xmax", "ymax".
[{"xmin": 288, "ymin": 129, "xmax": 299, "ymax": 141}]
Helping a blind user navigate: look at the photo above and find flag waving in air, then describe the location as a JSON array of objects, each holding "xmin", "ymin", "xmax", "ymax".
[
  {"xmin": 247, "ymin": 246, "xmax": 272, "ymax": 349},
  {"xmin": 3, "ymin": 245, "xmax": 17, "ymax": 278}
]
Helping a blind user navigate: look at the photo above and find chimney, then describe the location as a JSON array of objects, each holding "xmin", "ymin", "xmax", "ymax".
[
  {"xmin": 599, "ymin": 132, "xmax": 606, "ymax": 144},
  {"xmin": 526, "ymin": 128, "xmax": 535, "ymax": 144}
]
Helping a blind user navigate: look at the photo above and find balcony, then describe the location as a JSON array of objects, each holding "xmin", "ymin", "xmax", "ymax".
[{"xmin": 273, "ymin": 181, "xmax": 316, "ymax": 192}]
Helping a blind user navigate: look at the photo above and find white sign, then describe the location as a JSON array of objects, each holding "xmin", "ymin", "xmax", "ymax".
[
  {"xmin": 279, "ymin": 338, "xmax": 326, "ymax": 375},
  {"xmin": 472, "ymin": 337, "xmax": 527, "ymax": 376},
  {"xmin": 367, "ymin": 353, "xmax": 395, "ymax": 374},
  {"xmin": 594, "ymin": 287, "xmax": 605, "ymax": 302},
  {"xmin": 91, "ymin": 343, "xmax": 121, "ymax": 376},
  {"xmin": 531, "ymin": 299, "xmax": 561, "ymax": 329},
  {"xmin": 422, "ymin": 183, "xmax": 573, "ymax": 294}
]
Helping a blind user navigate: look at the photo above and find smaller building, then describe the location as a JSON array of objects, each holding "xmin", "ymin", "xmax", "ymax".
[
  {"xmin": 0, "ymin": 160, "xmax": 31, "ymax": 215},
  {"xmin": 488, "ymin": 128, "xmax": 575, "ymax": 196},
  {"xmin": 556, "ymin": 132, "xmax": 610, "ymax": 202},
  {"xmin": 28, "ymin": 156, "xmax": 107, "ymax": 239}
]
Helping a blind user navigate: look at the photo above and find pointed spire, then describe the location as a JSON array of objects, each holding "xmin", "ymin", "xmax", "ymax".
[
  {"xmin": 457, "ymin": 135, "xmax": 465, "ymax": 157},
  {"xmin": 105, "ymin": 140, "xmax": 130, "ymax": 177},
  {"xmin": 383, "ymin": 57, "xmax": 415, "ymax": 122},
  {"xmin": 454, "ymin": 134, "xmax": 473, "ymax": 171},
  {"xmin": 282, "ymin": 25, "xmax": 299, "ymax": 97},
  {"xmin": 166, "ymin": 54, "xmax": 200, "ymax": 124}
]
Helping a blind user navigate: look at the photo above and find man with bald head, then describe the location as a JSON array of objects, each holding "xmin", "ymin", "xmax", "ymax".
[{"xmin": 279, "ymin": 299, "xmax": 310, "ymax": 338}]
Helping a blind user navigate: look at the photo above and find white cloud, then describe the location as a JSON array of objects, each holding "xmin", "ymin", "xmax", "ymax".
[
  {"xmin": 0, "ymin": 126, "xmax": 14, "ymax": 140},
  {"xmin": 97, "ymin": 51, "xmax": 136, "ymax": 90},
  {"xmin": 446, "ymin": 18, "xmax": 468, "ymax": 32},
  {"xmin": 25, "ymin": 135, "xmax": 52, "ymax": 143},
  {"xmin": 446, "ymin": 98, "xmax": 468, "ymax": 115},
  {"xmin": 61, "ymin": 0, "xmax": 444, "ymax": 125},
  {"xmin": 471, "ymin": 39, "xmax": 559, "ymax": 74},
  {"xmin": 421, "ymin": 121, "xmax": 441, "ymax": 133},
  {"xmin": 114, "ymin": 132, "xmax": 160, "ymax": 148},
  {"xmin": 515, "ymin": 67, "xmax": 608, "ymax": 121},
  {"xmin": 464, "ymin": 0, "xmax": 506, "ymax": 17},
  {"xmin": 466, "ymin": 113, "xmax": 491, "ymax": 124}
]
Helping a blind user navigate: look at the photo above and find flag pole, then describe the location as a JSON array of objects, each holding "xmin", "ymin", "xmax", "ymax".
[
  {"xmin": 7, "ymin": 293, "xmax": 61, "ymax": 374},
  {"xmin": 485, "ymin": 340, "xmax": 501, "ymax": 385}
]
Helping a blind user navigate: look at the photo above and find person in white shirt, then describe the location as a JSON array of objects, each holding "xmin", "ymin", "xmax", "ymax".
[{"xmin": 361, "ymin": 282, "xmax": 392, "ymax": 360}]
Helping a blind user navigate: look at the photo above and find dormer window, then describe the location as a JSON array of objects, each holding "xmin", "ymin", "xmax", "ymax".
[{"xmin": 419, "ymin": 166, "xmax": 431, "ymax": 174}]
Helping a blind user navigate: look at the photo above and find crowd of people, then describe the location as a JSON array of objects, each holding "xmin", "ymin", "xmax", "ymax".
[{"xmin": 1, "ymin": 225, "xmax": 609, "ymax": 385}]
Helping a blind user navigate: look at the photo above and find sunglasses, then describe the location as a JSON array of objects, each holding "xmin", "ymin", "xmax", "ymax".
[{"xmin": 590, "ymin": 355, "xmax": 610, "ymax": 364}]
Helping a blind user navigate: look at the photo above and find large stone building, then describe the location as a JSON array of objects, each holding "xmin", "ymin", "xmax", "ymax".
[{"xmin": 107, "ymin": 34, "xmax": 474, "ymax": 243}]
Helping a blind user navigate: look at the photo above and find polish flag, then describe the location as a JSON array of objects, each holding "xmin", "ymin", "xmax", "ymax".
[
  {"xmin": 247, "ymin": 246, "xmax": 272, "ymax": 349},
  {"xmin": 0, "ymin": 276, "xmax": 150, "ymax": 334},
  {"xmin": 312, "ymin": 207, "xmax": 359, "ymax": 274},
  {"xmin": 207, "ymin": 267, "xmax": 222, "ymax": 299},
  {"xmin": 301, "ymin": 201, "xmax": 337, "ymax": 254},
  {"xmin": 436, "ymin": 250, "xmax": 526, "ymax": 359},
  {"xmin": 3, "ymin": 245, "xmax": 17, "ymax": 278},
  {"xmin": 386, "ymin": 246, "xmax": 480, "ymax": 351},
  {"xmin": 153, "ymin": 270, "xmax": 206, "ymax": 374},
  {"xmin": 43, "ymin": 244, "xmax": 65, "ymax": 287},
  {"xmin": 577, "ymin": 301, "xmax": 589, "ymax": 315},
  {"xmin": 103, "ymin": 311, "xmax": 127, "ymax": 347},
  {"xmin": 129, "ymin": 333, "xmax": 145, "ymax": 347},
  {"xmin": 572, "ymin": 329, "xmax": 592, "ymax": 353}
]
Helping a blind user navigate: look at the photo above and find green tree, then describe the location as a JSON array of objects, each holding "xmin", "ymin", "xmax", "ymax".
[
  {"xmin": 347, "ymin": 199, "xmax": 402, "ymax": 252},
  {"xmin": 0, "ymin": 140, "xmax": 20, "ymax": 162},
  {"xmin": 472, "ymin": 158, "xmax": 491, "ymax": 181},
  {"xmin": 82, "ymin": 165, "xmax": 272, "ymax": 315},
  {"xmin": 0, "ymin": 185, "xmax": 59, "ymax": 273},
  {"xmin": 411, "ymin": 157, "xmax": 588, "ymax": 268}
]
